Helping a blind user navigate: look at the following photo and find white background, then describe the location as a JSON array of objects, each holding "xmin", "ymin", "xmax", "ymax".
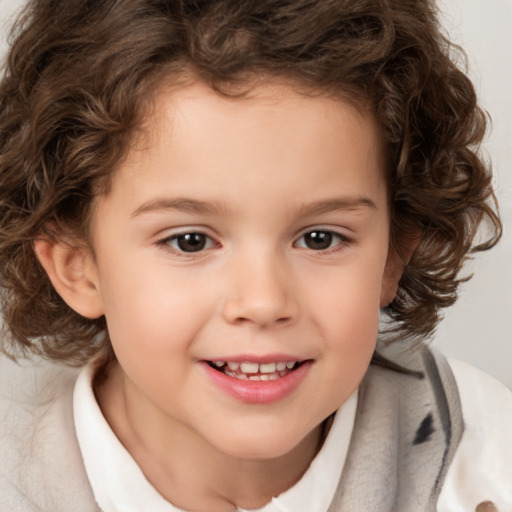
[{"xmin": 1, "ymin": 0, "xmax": 511, "ymax": 388}]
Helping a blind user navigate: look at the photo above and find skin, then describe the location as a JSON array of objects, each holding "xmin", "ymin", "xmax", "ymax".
[{"xmin": 35, "ymin": 80, "xmax": 403, "ymax": 511}]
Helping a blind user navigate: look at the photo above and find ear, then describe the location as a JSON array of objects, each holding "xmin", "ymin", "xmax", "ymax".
[
  {"xmin": 33, "ymin": 237, "xmax": 104, "ymax": 319},
  {"xmin": 380, "ymin": 235, "xmax": 420, "ymax": 307}
]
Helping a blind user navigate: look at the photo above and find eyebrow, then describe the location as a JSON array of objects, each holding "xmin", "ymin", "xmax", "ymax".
[
  {"xmin": 131, "ymin": 195, "xmax": 377, "ymax": 218},
  {"xmin": 295, "ymin": 196, "xmax": 377, "ymax": 217},
  {"xmin": 131, "ymin": 198, "xmax": 228, "ymax": 217}
]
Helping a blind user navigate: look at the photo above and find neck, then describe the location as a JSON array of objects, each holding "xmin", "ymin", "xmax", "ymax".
[{"xmin": 96, "ymin": 365, "xmax": 324, "ymax": 512}]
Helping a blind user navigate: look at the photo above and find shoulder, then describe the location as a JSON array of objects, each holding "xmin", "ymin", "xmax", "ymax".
[
  {"xmin": 438, "ymin": 358, "xmax": 512, "ymax": 512},
  {"xmin": 0, "ymin": 355, "xmax": 96, "ymax": 511}
]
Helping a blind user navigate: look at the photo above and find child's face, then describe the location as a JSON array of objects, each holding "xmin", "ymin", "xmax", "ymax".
[{"xmin": 86, "ymin": 81, "xmax": 396, "ymax": 460}]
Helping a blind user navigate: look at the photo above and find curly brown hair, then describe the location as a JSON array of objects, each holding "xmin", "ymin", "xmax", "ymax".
[{"xmin": 0, "ymin": 0, "xmax": 501, "ymax": 365}]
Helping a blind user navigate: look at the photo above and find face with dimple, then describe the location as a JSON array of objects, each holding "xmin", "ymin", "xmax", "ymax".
[{"xmin": 85, "ymin": 81, "xmax": 398, "ymax": 463}]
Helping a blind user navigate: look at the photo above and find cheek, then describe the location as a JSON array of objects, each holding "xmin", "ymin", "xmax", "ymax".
[
  {"xmin": 99, "ymin": 260, "xmax": 218, "ymax": 359},
  {"xmin": 308, "ymin": 260, "xmax": 385, "ymax": 320},
  {"xmin": 303, "ymin": 259, "xmax": 385, "ymax": 354}
]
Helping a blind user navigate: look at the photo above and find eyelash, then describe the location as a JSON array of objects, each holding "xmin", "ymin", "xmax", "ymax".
[
  {"xmin": 156, "ymin": 228, "xmax": 351, "ymax": 256},
  {"xmin": 157, "ymin": 231, "xmax": 218, "ymax": 256},
  {"xmin": 293, "ymin": 229, "xmax": 350, "ymax": 253}
]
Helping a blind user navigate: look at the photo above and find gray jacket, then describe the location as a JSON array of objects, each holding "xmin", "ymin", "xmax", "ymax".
[{"xmin": 0, "ymin": 346, "xmax": 463, "ymax": 512}]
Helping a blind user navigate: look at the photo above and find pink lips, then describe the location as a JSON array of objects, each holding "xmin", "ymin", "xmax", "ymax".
[{"xmin": 201, "ymin": 359, "xmax": 312, "ymax": 404}]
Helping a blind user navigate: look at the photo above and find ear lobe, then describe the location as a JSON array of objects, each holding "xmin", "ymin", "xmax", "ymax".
[
  {"xmin": 380, "ymin": 235, "xmax": 420, "ymax": 307},
  {"xmin": 33, "ymin": 237, "xmax": 104, "ymax": 319}
]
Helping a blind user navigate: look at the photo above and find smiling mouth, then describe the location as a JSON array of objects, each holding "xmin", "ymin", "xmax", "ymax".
[{"xmin": 207, "ymin": 360, "xmax": 302, "ymax": 381}]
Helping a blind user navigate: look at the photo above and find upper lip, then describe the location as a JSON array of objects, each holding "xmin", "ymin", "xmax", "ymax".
[{"xmin": 202, "ymin": 354, "xmax": 308, "ymax": 364}]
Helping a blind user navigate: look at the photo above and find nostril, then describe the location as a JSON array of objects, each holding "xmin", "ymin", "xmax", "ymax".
[
  {"xmin": 223, "ymin": 299, "xmax": 295, "ymax": 327},
  {"xmin": 221, "ymin": 275, "xmax": 299, "ymax": 328}
]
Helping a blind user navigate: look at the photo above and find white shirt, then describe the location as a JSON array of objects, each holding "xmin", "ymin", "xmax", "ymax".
[{"xmin": 73, "ymin": 360, "xmax": 512, "ymax": 512}]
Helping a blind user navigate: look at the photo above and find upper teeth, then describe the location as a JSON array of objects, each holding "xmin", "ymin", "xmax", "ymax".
[{"xmin": 213, "ymin": 361, "xmax": 297, "ymax": 373}]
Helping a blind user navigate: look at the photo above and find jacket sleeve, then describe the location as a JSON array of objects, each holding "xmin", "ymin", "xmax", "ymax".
[{"xmin": 0, "ymin": 355, "xmax": 97, "ymax": 512}]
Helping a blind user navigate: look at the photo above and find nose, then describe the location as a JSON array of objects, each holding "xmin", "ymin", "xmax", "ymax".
[{"xmin": 221, "ymin": 251, "xmax": 298, "ymax": 328}]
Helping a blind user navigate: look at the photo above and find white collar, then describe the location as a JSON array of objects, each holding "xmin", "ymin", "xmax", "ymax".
[{"xmin": 73, "ymin": 364, "xmax": 357, "ymax": 512}]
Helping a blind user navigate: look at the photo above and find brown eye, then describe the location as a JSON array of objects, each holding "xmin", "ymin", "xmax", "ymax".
[
  {"xmin": 303, "ymin": 231, "xmax": 333, "ymax": 250},
  {"xmin": 169, "ymin": 233, "xmax": 212, "ymax": 252},
  {"xmin": 295, "ymin": 230, "xmax": 346, "ymax": 251}
]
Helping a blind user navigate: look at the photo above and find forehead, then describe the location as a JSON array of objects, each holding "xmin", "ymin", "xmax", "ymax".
[
  {"xmin": 146, "ymin": 79, "xmax": 380, "ymax": 152},
  {"xmin": 100, "ymin": 80, "xmax": 388, "ymax": 218}
]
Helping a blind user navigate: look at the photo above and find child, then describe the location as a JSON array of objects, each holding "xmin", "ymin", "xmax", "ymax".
[{"xmin": 0, "ymin": 0, "xmax": 511, "ymax": 511}]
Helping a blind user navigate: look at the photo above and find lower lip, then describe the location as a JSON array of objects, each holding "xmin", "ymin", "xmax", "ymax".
[{"xmin": 201, "ymin": 361, "xmax": 312, "ymax": 404}]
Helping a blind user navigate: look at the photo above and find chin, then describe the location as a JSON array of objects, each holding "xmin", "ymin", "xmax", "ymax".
[{"xmin": 210, "ymin": 426, "xmax": 317, "ymax": 462}]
